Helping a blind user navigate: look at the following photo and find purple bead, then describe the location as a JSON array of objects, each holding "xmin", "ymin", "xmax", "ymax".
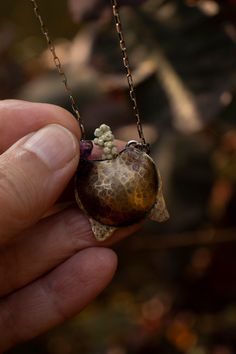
[{"xmin": 80, "ymin": 140, "xmax": 93, "ymax": 159}]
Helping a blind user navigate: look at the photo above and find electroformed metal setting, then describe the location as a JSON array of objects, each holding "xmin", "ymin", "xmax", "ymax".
[{"xmin": 30, "ymin": 0, "xmax": 169, "ymax": 240}]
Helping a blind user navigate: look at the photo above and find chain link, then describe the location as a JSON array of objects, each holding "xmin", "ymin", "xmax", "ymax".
[
  {"xmin": 30, "ymin": 0, "xmax": 85, "ymax": 138},
  {"xmin": 30, "ymin": 0, "xmax": 147, "ymax": 146},
  {"xmin": 111, "ymin": 0, "xmax": 146, "ymax": 146}
]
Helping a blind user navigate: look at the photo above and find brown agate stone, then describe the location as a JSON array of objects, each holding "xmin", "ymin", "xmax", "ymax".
[
  {"xmin": 75, "ymin": 147, "xmax": 159, "ymax": 226},
  {"xmin": 75, "ymin": 145, "xmax": 169, "ymax": 241}
]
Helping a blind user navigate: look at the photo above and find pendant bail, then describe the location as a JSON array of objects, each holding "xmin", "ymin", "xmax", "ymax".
[{"xmin": 127, "ymin": 140, "xmax": 150, "ymax": 154}]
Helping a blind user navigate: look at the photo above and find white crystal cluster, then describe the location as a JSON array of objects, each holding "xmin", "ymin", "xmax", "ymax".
[{"xmin": 93, "ymin": 124, "xmax": 118, "ymax": 160}]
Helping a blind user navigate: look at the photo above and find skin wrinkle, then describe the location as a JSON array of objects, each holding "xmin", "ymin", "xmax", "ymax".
[
  {"xmin": 36, "ymin": 278, "xmax": 66, "ymax": 325},
  {"xmin": 0, "ymin": 234, "xmax": 44, "ymax": 297},
  {"xmin": 0, "ymin": 178, "xmax": 29, "ymax": 239},
  {"xmin": 2, "ymin": 152, "xmax": 41, "ymax": 214},
  {"xmin": 60, "ymin": 250, "xmax": 116, "ymax": 303},
  {"xmin": 0, "ymin": 248, "xmax": 117, "ymax": 352},
  {"xmin": 0, "ymin": 247, "xmax": 17, "ymax": 297},
  {"xmin": 0, "ymin": 271, "xmax": 69, "ymax": 350},
  {"xmin": 40, "ymin": 263, "xmax": 81, "ymax": 323},
  {"xmin": 0, "ymin": 297, "xmax": 22, "ymax": 349},
  {"xmin": 0, "ymin": 279, "xmax": 63, "ymax": 349},
  {"xmin": 34, "ymin": 214, "xmax": 81, "ymax": 266},
  {"xmin": 0, "ymin": 150, "xmax": 47, "ymax": 234},
  {"xmin": 39, "ymin": 214, "xmax": 82, "ymax": 263},
  {"xmin": 62, "ymin": 208, "xmax": 95, "ymax": 249}
]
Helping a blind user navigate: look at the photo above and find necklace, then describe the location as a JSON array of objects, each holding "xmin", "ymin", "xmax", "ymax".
[{"xmin": 30, "ymin": 0, "xmax": 169, "ymax": 241}]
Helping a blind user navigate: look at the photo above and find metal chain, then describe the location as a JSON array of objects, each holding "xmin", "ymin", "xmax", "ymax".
[
  {"xmin": 30, "ymin": 0, "xmax": 85, "ymax": 138},
  {"xmin": 111, "ymin": 0, "xmax": 147, "ymax": 147},
  {"xmin": 30, "ymin": 0, "xmax": 147, "ymax": 146}
]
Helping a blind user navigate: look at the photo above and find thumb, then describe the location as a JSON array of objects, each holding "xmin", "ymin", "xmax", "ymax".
[{"xmin": 0, "ymin": 124, "xmax": 80, "ymax": 245}]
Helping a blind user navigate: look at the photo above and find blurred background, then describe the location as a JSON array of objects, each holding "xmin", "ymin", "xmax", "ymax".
[{"xmin": 2, "ymin": 0, "xmax": 236, "ymax": 353}]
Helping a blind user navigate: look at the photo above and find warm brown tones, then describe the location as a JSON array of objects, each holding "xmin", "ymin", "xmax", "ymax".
[{"xmin": 75, "ymin": 147, "xmax": 159, "ymax": 226}]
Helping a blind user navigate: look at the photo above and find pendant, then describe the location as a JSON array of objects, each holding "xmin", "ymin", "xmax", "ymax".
[
  {"xmin": 75, "ymin": 127, "xmax": 169, "ymax": 241},
  {"xmin": 31, "ymin": 0, "xmax": 169, "ymax": 242}
]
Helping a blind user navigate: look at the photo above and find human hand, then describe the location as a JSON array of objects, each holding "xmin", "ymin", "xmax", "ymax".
[{"xmin": 0, "ymin": 100, "xmax": 140, "ymax": 352}]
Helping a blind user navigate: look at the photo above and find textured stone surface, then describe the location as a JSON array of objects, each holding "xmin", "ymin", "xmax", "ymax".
[{"xmin": 75, "ymin": 146, "xmax": 159, "ymax": 227}]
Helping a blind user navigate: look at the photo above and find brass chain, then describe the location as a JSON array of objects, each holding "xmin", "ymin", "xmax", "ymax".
[
  {"xmin": 111, "ymin": 0, "xmax": 146, "ymax": 146},
  {"xmin": 30, "ymin": 0, "xmax": 85, "ymax": 138},
  {"xmin": 30, "ymin": 0, "xmax": 147, "ymax": 146}
]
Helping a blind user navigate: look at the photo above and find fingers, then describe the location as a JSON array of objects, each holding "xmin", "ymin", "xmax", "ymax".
[
  {"xmin": 0, "ymin": 100, "xmax": 81, "ymax": 153},
  {"xmin": 0, "ymin": 248, "xmax": 117, "ymax": 352},
  {"xmin": 0, "ymin": 124, "xmax": 80, "ymax": 245},
  {"xmin": 0, "ymin": 207, "xmax": 141, "ymax": 296}
]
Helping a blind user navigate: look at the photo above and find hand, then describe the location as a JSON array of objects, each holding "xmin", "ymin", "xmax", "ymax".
[{"xmin": 0, "ymin": 100, "xmax": 140, "ymax": 352}]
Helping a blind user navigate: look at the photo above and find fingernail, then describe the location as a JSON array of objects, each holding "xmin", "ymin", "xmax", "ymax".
[{"xmin": 23, "ymin": 124, "xmax": 79, "ymax": 170}]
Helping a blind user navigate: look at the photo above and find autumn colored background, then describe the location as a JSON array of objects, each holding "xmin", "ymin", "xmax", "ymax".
[{"xmin": 1, "ymin": 0, "xmax": 236, "ymax": 353}]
